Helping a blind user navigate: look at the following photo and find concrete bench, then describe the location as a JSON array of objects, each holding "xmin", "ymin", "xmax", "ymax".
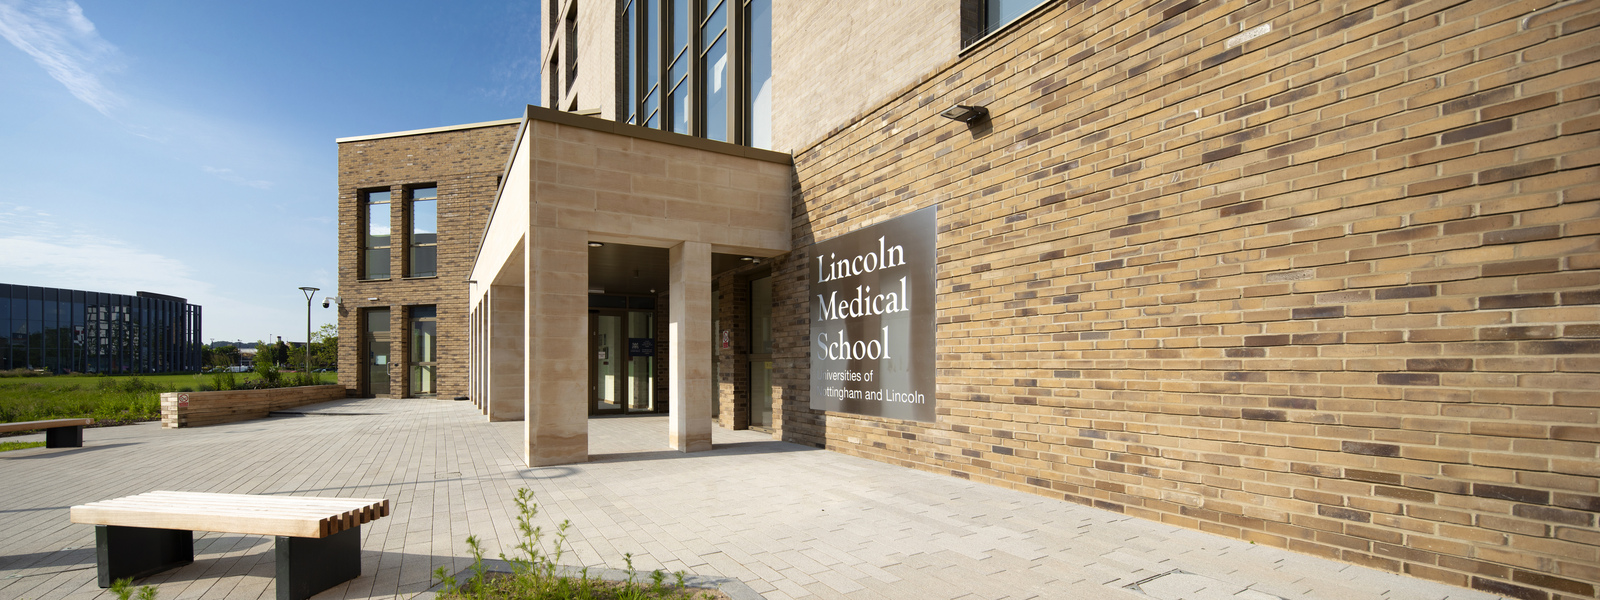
[
  {"xmin": 0, "ymin": 418, "xmax": 94, "ymax": 447},
  {"xmin": 70, "ymin": 491, "xmax": 390, "ymax": 600}
]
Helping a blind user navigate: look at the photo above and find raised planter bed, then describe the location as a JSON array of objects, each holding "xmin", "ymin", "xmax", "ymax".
[{"xmin": 160, "ymin": 385, "xmax": 348, "ymax": 428}]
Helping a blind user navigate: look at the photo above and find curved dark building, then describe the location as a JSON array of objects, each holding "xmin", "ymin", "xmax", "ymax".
[{"xmin": 0, "ymin": 283, "xmax": 202, "ymax": 374}]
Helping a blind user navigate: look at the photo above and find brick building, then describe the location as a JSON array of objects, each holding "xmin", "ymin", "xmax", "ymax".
[
  {"xmin": 341, "ymin": 1, "xmax": 1600, "ymax": 597},
  {"xmin": 335, "ymin": 119, "xmax": 520, "ymax": 399}
]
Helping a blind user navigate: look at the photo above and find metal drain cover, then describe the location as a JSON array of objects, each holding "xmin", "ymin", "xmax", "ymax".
[{"xmin": 1124, "ymin": 569, "xmax": 1286, "ymax": 600}]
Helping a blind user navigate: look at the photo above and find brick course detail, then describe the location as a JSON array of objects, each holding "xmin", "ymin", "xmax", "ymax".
[{"xmin": 769, "ymin": 1, "xmax": 1600, "ymax": 598}]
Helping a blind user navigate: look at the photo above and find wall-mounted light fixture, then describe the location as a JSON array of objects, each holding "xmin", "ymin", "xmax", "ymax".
[
  {"xmin": 940, "ymin": 104, "xmax": 989, "ymax": 123},
  {"xmin": 366, "ymin": 297, "xmax": 379, "ymax": 302}
]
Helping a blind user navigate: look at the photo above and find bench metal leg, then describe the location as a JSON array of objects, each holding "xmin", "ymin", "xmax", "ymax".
[
  {"xmin": 45, "ymin": 425, "xmax": 83, "ymax": 448},
  {"xmin": 276, "ymin": 525, "xmax": 361, "ymax": 600},
  {"xmin": 95, "ymin": 525, "xmax": 194, "ymax": 587}
]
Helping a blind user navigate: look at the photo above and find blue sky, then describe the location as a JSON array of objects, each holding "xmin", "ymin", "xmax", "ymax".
[{"xmin": 0, "ymin": 0, "xmax": 540, "ymax": 344}]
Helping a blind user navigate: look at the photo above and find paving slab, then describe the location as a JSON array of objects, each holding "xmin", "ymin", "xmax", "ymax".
[{"xmin": 0, "ymin": 398, "xmax": 1505, "ymax": 599}]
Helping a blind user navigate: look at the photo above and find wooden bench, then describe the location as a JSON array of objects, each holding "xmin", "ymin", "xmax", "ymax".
[
  {"xmin": 71, "ymin": 491, "xmax": 390, "ymax": 600},
  {"xmin": 0, "ymin": 418, "xmax": 93, "ymax": 447}
]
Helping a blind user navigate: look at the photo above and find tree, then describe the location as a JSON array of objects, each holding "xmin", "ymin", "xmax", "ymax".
[
  {"xmin": 312, "ymin": 324, "xmax": 338, "ymax": 370},
  {"xmin": 216, "ymin": 345, "xmax": 241, "ymax": 367},
  {"xmin": 250, "ymin": 340, "xmax": 275, "ymax": 367}
]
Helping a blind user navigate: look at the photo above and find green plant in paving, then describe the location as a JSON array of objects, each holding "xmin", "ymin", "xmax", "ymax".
[
  {"xmin": 0, "ymin": 440, "xmax": 44, "ymax": 452},
  {"xmin": 109, "ymin": 577, "xmax": 157, "ymax": 600},
  {"xmin": 434, "ymin": 487, "xmax": 720, "ymax": 600}
]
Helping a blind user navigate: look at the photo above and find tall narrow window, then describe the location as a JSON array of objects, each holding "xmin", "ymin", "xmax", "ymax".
[
  {"xmin": 363, "ymin": 190, "xmax": 391, "ymax": 280},
  {"xmin": 746, "ymin": 0, "xmax": 772, "ymax": 149},
  {"xmin": 666, "ymin": 0, "xmax": 691, "ymax": 134},
  {"xmin": 410, "ymin": 306, "xmax": 437, "ymax": 396},
  {"xmin": 409, "ymin": 186, "xmax": 438, "ymax": 278},
  {"xmin": 643, "ymin": 0, "xmax": 662, "ymax": 128},
  {"xmin": 701, "ymin": 0, "xmax": 729, "ymax": 141},
  {"xmin": 624, "ymin": 1, "xmax": 637, "ymax": 124}
]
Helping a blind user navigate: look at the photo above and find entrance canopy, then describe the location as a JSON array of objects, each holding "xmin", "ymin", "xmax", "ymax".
[{"xmin": 467, "ymin": 105, "xmax": 792, "ymax": 466}]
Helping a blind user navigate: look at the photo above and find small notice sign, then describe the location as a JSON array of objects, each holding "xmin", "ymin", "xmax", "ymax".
[
  {"xmin": 721, "ymin": 330, "xmax": 731, "ymax": 349},
  {"xmin": 177, "ymin": 393, "xmax": 190, "ymax": 408},
  {"xmin": 628, "ymin": 338, "xmax": 655, "ymax": 357}
]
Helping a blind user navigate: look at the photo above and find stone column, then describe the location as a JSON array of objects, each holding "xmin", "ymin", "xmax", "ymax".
[
  {"xmin": 488, "ymin": 284, "xmax": 525, "ymax": 421},
  {"xmin": 524, "ymin": 227, "xmax": 589, "ymax": 466},
  {"xmin": 669, "ymin": 241, "xmax": 713, "ymax": 452}
]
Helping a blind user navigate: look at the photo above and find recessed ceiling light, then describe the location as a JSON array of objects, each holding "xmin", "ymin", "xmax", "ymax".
[{"xmin": 589, "ymin": 242, "xmax": 604, "ymax": 248}]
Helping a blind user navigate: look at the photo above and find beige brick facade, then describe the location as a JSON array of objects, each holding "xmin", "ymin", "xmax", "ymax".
[
  {"xmin": 335, "ymin": 120, "xmax": 520, "ymax": 400},
  {"xmin": 759, "ymin": 0, "xmax": 1600, "ymax": 598}
]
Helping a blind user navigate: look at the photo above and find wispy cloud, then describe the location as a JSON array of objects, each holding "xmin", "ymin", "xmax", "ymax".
[
  {"xmin": 0, "ymin": 202, "xmax": 298, "ymax": 342},
  {"xmin": 203, "ymin": 166, "xmax": 273, "ymax": 190},
  {"xmin": 0, "ymin": 0, "xmax": 121, "ymax": 116},
  {"xmin": 0, "ymin": 203, "xmax": 206, "ymax": 298}
]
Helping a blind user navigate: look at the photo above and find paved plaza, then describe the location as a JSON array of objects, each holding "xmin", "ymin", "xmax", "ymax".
[{"xmin": 0, "ymin": 398, "xmax": 1502, "ymax": 600}]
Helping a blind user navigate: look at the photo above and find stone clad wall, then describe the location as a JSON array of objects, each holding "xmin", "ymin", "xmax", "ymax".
[
  {"xmin": 336, "ymin": 122, "xmax": 521, "ymax": 399},
  {"xmin": 776, "ymin": 0, "xmax": 1600, "ymax": 597}
]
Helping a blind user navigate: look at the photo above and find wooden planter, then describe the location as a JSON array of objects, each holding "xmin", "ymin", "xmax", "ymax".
[{"xmin": 160, "ymin": 385, "xmax": 349, "ymax": 428}]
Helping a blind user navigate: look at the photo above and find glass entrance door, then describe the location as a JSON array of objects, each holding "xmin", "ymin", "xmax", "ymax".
[
  {"xmin": 592, "ymin": 313, "xmax": 623, "ymax": 413},
  {"xmin": 590, "ymin": 309, "xmax": 655, "ymax": 415},
  {"xmin": 410, "ymin": 306, "xmax": 437, "ymax": 397},
  {"xmin": 366, "ymin": 308, "xmax": 391, "ymax": 397}
]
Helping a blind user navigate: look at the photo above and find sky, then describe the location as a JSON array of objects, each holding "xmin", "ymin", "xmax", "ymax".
[{"xmin": 0, "ymin": 0, "xmax": 541, "ymax": 344}]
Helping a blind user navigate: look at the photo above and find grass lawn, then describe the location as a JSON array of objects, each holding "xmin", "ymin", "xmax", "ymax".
[
  {"xmin": 0, "ymin": 440, "xmax": 45, "ymax": 452},
  {"xmin": 0, "ymin": 372, "xmax": 337, "ymax": 425}
]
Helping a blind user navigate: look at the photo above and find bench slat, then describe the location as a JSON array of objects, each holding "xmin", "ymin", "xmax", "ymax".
[
  {"xmin": 0, "ymin": 418, "xmax": 94, "ymax": 434},
  {"xmin": 83, "ymin": 496, "xmax": 385, "ymax": 520},
  {"xmin": 71, "ymin": 491, "xmax": 388, "ymax": 539}
]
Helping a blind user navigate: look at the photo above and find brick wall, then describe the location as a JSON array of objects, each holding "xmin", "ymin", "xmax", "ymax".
[
  {"xmin": 336, "ymin": 122, "xmax": 520, "ymax": 400},
  {"xmin": 776, "ymin": 0, "xmax": 1600, "ymax": 598},
  {"xmin": 716, "ymin": 266, "xmax": 756, "ymax": 429}
]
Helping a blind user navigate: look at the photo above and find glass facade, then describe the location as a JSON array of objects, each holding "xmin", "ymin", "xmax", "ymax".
[
  {"xmin": 621, "ymin": 0, "xmax": 772, "ymax": 148},
  {"xmin": 0, "ymin": 284, "xmax": 201, "ymax": 374}
]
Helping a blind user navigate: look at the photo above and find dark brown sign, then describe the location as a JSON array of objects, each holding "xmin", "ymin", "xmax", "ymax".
[{"xmin": 809, "ymin": 207, "xmax": 936, "ymax": 422}]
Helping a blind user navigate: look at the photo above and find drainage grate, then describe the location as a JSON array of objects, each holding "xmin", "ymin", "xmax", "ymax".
[{"xmin": 1124, "ymin": 569, "xmax": 1287, "ymax": 600}]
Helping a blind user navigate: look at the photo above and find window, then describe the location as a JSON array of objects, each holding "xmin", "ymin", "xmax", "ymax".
[
  {"xmin": 624, "ymin": 2, "xmax": 636, "ymax": 124},
  {"xmin": 964, "ymin": 0, "xmax": 1048, "ymax": 46},
  {"xmin": 408, "ymin": 186, "xmax": 438, "ymax": 278},
  {"xmin": 621, "ymin": 0, "xmax": 770, "ymax": 147},
  {"xmin": 701, "ymin": 0, "xmax": 729, "ymax": 142},
  {"xmin": 363, "ymin": 189, "xmax": 391, "ymax": 280},
  {"xmin": 746, "ymin": 0, "xmax": 771, "ymax": 148}
]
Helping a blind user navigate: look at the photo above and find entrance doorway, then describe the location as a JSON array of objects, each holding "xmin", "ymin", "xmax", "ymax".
[
  {"xmin": 365, "ymin": 308, "xmax": 391, "ymax": 397},
  {"xmin": 589, "ymin": 307, "xmax": 656, "ymax": 415}
]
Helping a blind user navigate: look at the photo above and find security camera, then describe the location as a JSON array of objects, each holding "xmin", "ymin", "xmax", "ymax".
[{"xmin": 321, "ymin": 299, "xmax": 331, "ymax": 309}]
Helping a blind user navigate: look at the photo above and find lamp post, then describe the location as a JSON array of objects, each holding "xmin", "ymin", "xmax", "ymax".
[{"xmin": 299, "ymin": 287, "xmax": 319, "ymax": 376}]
